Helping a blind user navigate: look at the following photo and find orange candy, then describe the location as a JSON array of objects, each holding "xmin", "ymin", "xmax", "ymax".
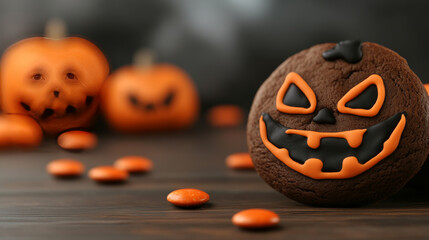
[
  {"xmin": 226, "ymin": 153, "xmax": 254, "ymax": 170},
  {"xmin": 206, "ymin": 105, "xmax": 244, "ymax": 127},
  {"xmin": 424, "ymin": 84, "xmax": 429, "ymax": 95},
  {"xmin": 114, "ymin": 156, "xmax": 153, "ymax": 173},
  {"xmin": 57, "ymin": 130, "xmax": 98, "ymax": 151},
  {"xmin": 167, "ymin": 188, "xmax": 210, "ymax": 207},
  {"xmin": 46, "ymin": 159, "xmax": 85, "ymax": 177},
  {"xmin": 232, "ymin": 209, "xmax": 280, "ymax": 229},
  {"xmin": 88, "ymin": 166, "xmax": 128, "ymax": 183},
  {"xmin": 0, "ymin": 115, "xmax": 43, "ymax": 148}
]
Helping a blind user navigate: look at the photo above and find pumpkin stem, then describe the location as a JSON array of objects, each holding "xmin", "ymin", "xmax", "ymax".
[
  {"xmin": 45, "ymin": 19, "xmax": 67, "ymax": 39},
  {"xmin": 134, "ymin": 49, "xmax": 154, "ymax": 70}
]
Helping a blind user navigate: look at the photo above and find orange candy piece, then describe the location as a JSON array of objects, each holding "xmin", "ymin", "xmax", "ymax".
[
  {"xmin": 207, "ymin": 105, "xmax": 244, "ymax": 127},
  {"xmin": 114, "ymin": 156, "xmax": 153, "ymax": 173},
  {"xmin": 424, "ymin": 84, "xmax": 429, "ymax": 95},
  {"xmin": 0, "ymin": 115, "xmax": 43, "ymax": 149},
  {"xmin": 226, "ymin": 153, "xmax": 254, "ymax": 170},
  {"xmin": 46, "ymin": 159, "xmax": 85, "ymax": 177},
  {"xmin": 167, "ymin": 188, "xmax": 210, "ymax": 207},
  {"xmin": 57, "ymin": 130, "xmax": 97, "ymax": 151},
  {"xmin": 88, "ymin": 166, "xmax": 128, "ymax": 183},
  {"xmin": 232, "ymin": 209, "xmax": 280, "ymax": 229}
]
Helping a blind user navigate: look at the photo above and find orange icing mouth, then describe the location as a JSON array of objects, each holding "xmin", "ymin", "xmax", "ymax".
[{"xmin": 259, "ymin": 113, "xmax": 406, "ymax": 179}]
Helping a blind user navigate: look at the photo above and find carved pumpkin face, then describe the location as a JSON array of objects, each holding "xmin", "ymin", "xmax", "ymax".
[
  {"xmin": 101, "ymin": 64, "xmax": 199, "ymax": 133},
  {"xmin": 247, "ymin": 41, "xmax": 429, "ymax": 205},
  {"xmin": 260, "ymin": 72, "xmax": 406, "ymax": 179},
  {"xmin": 0, "ymin": 37, "xmax": 109, "ymax": 135}
]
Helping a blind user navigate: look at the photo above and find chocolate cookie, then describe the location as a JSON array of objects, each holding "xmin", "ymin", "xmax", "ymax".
[
  {"xmin": 406, "ymin": 85, "xmax": 429, "ymax": 190},
  {"xmin": 247, "ymin": 41, "xmax": 429, "ymax": 206}
]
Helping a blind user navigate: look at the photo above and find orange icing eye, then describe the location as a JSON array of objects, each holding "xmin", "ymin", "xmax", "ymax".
[
  {"xmin": 337, "ymin": 74, "xmax": 385, "ymax": 117},
  {"xmin": 276, "ymin": 72, "xmax": 317, "ymax": 114}
]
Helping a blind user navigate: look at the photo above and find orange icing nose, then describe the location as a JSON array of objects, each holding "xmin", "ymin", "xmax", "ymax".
[{"xmin": 285, "ymin": 129, "xmax": 367, "ymax": 149}]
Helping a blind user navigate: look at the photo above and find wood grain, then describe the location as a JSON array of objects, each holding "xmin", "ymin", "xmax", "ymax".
[{"xmin": 0, "ymin": 125, "xmax": 427, "ymax": 240}]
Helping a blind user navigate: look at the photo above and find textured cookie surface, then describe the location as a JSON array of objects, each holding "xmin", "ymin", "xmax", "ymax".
[{"xmin": 247, "ymin": 42, "xmax": 429, "ymax": 206}]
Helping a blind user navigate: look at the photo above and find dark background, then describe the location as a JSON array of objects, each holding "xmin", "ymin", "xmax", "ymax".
[
  {"xmin": 0, "ymin": 2, "xmax": 428, "ymax": 239},
  {"xmin": 0, "ymin": 0, "xmax": 428, "ymax": 111}
]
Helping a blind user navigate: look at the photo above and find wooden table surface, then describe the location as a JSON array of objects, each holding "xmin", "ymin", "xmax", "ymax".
[{"xmin": 0, "ymin": 125, "xmax": 427, "ymax": 240}]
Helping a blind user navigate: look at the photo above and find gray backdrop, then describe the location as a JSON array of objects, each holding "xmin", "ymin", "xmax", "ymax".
[{"xmin": 0, "ymin": 0, "xmax": 427, "ymax": 110}]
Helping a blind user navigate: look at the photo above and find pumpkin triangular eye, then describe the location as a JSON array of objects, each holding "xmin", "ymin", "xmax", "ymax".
[
  {"xmin": 283, "ymin": 84, "xmax": 311, "ymax": 108},
  {"xmin": 276, "ymin": 72, "xmax": 316, "ymax": 114},
  {"xmin": 345, "ymin": 84, "xmax": 377, "ymax": 110},
  {"xmin": 337, "ymin": 74, "xmax": 385, "ymax": 117}
]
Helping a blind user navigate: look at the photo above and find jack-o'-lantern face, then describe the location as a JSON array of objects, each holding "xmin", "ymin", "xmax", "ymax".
[
  {"xmin": 258, "ymin": 41, "xmax": 408, "ymax": 180},
  {"xmin": 101, "ymin": 64, "xmax": 199, "ymax": 133},
  {"xmin": 0, "ymin": 37, "xmax": 109, "ymax": 135}
]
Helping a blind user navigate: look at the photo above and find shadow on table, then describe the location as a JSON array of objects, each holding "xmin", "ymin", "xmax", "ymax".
[{"xmin": 367, "ymin": 186, "xmax": 429, "ymax": 209}]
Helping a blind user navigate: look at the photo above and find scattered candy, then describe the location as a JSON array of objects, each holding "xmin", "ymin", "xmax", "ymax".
[
  {"xmin": 57, "ymin": 130, "xmax": 98, "ymax": 151},
  {"xmin": 232, "ymin": 209, "xmax": 280, "ymax": 229},
  {"xmin": 0, "ymin": 115, "xmax": 43, "ymax": 148},
  {"xmin": 88, "ymin": 166, "xmax": 128, "ymax": 183},
  {"xmin": 167, "ymin": 188, "xmax": 210, "ymax": 208},
  {"xmin": 114, "ymin": 156, "xmax": 153, "ymax": 173},
  {"xmin": 46, "ymin": 159, "xmax": 85, "ymax": 177},
  {"xmin": 206, "ymin": 105, "xmax": 244, "ymax": 127},
  {"xmin": 226, "ymin": 153, "xmax": 254, "ymax": 170}
]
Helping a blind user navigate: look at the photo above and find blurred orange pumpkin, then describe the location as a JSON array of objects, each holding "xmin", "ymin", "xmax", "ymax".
[
  {"xmin": 0, "ymin": 37, "xmax": 109, "ymax": 136},
  {"xmin": 101, "ymin": 63, "xmax": 199, "ymax": 133}
]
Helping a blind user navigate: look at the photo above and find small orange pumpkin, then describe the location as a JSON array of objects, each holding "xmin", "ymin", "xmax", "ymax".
[
  {"xmin": 101, "ymin": 53, "xmax": 199, "ymax": 133},
  {"xmin": 0, "ymin": 37, "xmax": 109, "ymax": 135}
]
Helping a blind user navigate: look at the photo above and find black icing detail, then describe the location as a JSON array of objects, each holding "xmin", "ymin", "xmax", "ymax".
[
  {"xmin": 282, "ymin": 84, "xmax": 310, "ymax": 108},
  {"xmin": 262, "ymin": 112, "xmax": 403, "ymax": 172},
  {"xmin": 163, "ymin": 90, "xmax": 175, "ymax": 106},
  {"xmin": 345, "ymin": 84, "xmax": 378, "ymax": 110},
  {"xmin": 322, "ymin": 40, "xmax": 363, "ymax": 63},
  {"xmin": 312, "ymin": 108, "xmax": 336, "ymax": 124}
]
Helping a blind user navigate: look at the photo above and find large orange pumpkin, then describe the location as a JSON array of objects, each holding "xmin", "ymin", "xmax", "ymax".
[
  {"xmin": 0, "ymin": 37, "xmax": 109, "ymax": 136},
  {"xmin": 101, "ymin": 63, "xmax": 199, "ymax": 133}
]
